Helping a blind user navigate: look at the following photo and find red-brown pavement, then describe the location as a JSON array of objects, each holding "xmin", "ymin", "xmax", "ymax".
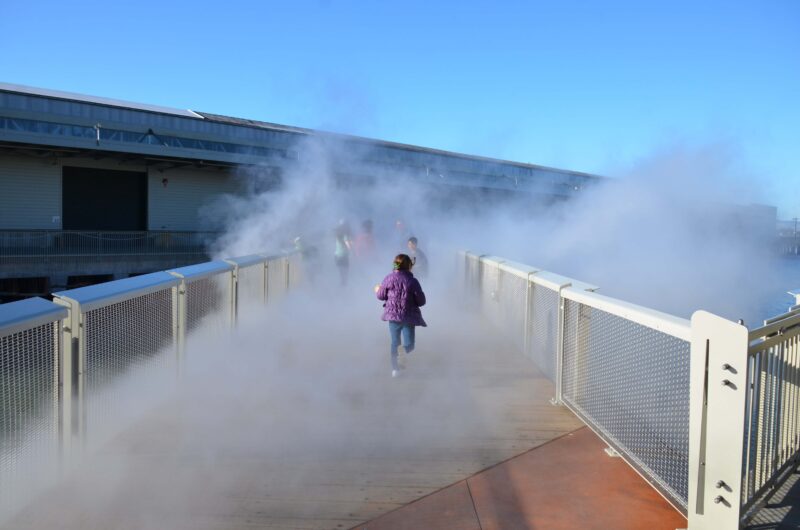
[{"xmin": 352, "ymin": 427, "xmax": 687, "ymax": 530}]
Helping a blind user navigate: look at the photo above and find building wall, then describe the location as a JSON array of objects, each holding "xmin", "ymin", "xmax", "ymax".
[
  {"xmin": 0, "ymin": 154, "xmax": 62, "ymax": 229},
  {"xmin": 0, "ymin": 154, "xmax": 243, "ymax": 231},
  {"xmin": 147, "ymin": 167, "xmax": 242, "ymax": 230}
]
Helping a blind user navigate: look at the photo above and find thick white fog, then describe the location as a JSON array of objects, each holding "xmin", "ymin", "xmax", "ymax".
[
  {"xmin": 4, "ymin": 137, "xmax": 792, "ymax": 529},
  {"xmin": 212, "ymin": 137, "xmax": 785, "ymax": 323}
]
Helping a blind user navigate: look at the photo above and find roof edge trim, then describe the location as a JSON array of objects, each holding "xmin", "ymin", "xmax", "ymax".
[{"xmin": 0, "ymin": 82, "xmax": 204, "ymax": 120}]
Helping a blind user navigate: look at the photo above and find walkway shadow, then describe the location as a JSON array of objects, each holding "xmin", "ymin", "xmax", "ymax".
[{"xmin": 746, "ymin": 471, "xmax": 800, "ymax": 529}]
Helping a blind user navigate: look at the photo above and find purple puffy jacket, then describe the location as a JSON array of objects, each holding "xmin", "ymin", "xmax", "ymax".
[{"xmin": 376, "ymin": 270, "xmax": 427, "ymax": 326}]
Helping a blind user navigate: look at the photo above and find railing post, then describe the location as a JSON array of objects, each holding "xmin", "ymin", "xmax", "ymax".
[
  {"xmin": 229, "ymin": 265, "xmax": 239, "ymax": 327},
  {"xmin": 285, "ymin": 255, "xmax": 290, "ymax": 290},
  {"xmin": 463, "ymin": 251, "xmax": 477, "ymax": 302},
  {"xmin": 553, "ymin": 289, "xmax": 566, "ymax": 404},
  {"xmin": 264, "ymin": 260, "xmax": 270, "ymax": 304},
  {"xmin": 523, "ymin": 274, "xmax": 533, "ymax": 357},
  {"xmin": 174, "ymin": 280, "xmax": 187, "ymax": 364},
  {"xmin": 229, "ymin": 268, "xmax": 237, "ymax": 327},
  {"xmin": 171, "ymin": 283, "xmax": 185, "ymax": 371},
  {"xmin": 688, "ymin": 310, "xmax": 749, "ymax": 530},
  {"xmin": 52, "ymin": 296, "xmax": 85, "ymax": 455},
  {"xmin": 463, "ymin": 251, "xmax": 469, "ymax": 295}
]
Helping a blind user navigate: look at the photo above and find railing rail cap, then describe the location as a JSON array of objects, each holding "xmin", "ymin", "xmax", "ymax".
[
  {"xmin": 749, "ymin": 309, "xmax": 800, "ymax": 342},
  {"xmin": 479, "ymin": 255, "xmax": 506, "ymax": 267},
  {"xmin": 763, "ymin": 305, "xmax": 800, "ymax": 326},
  {"xmin": 0, "ymin": 297, "xmax": 68, "ymax": 338},
  {"xmin": 570, "ymin": 280, "xmax": 600, "ymax": 292},
  {"xmin": 168, "ymin": 260, "xmax": 234, "ymax": 282},
  {"xmin": 224, "ymin": 254, "xmax": 267, "ymax": 269},
  {"xmin": 499, "ymin": 260, "xmax": 540, "ymax": 278},
  {"xmin": 53, "ymin": 271, "xmax": 180, "ymax": 312},
  {"xmin": 259, "ymin": 252, "xmax": 287, "ymax": 261},
  {"xmin": 563, "ymin": 286, "xmax": 691, "ymax": 341},
  {"xmin": 530, "ymin": 270, "xmax": 574, "ymax": 291},
  {"xmin": 260, "ymin": 251, "xmax": 297, "ymax": 261}
]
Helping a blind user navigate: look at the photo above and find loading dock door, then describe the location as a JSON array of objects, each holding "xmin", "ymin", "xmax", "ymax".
[{"xmin": 62, "ymin": 167, "xmax": 147, "ymax": 230}]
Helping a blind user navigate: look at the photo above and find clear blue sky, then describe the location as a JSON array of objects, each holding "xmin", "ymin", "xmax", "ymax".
[{"xmin": 2, "ymin": 1, "xmax": 798, "ymax": 215}]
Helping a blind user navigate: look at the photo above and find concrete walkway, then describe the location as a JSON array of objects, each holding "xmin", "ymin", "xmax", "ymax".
[{"xmin": 5, "ymin": 293, "xmax": 585, "ymax": 530}]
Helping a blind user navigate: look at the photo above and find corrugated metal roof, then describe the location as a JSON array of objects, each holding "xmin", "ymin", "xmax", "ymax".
[{"xmin": 0, "ymin": 82, "xmax": 204, "ymax": 119}]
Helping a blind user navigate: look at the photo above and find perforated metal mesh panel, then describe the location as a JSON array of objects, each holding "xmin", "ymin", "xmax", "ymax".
[
  {"xmin": 267, "ymin": 257, "xmax": 288, "ymax": 303},
  {"xmin": 494, "ymin": 271, "xmax": 528, "ymax": 353},
  {"xmin": 528, "ymin": 285, "xmax": 560, "ymax": 380},
  {"xmin": 287, "ymin": 253, "xmax": 304, "ymax": 288},
  {"xmin": 0, "ymin": 322, "xmax": 60, "ymax": 521},
  {"xmin": 465, "ymin": 254, "xmax": 482, "ymax": 300},
  {"xmin": 561, "ymin": 299, "xmax": 691, "ymax": 510},
  {"xmin": 479, "ymin": 262, "xmax": 500, "ymax": 319},
  {"xmin": 237, "ymin": 264, "xmax": 265, "ymax": 308},
  {"xmin": 743, "ymin": 334, "xmax": 800, "ymax": 512},
  {"xmin": 84, "ymin": 288, "xmax": 174, "ymax": 428},
  {"xmin": 186, "ymin": 273, "xmax": 230, "ymax": 333}
]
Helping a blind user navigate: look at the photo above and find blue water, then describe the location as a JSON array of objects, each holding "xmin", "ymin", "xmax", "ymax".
[{"xmin": 753, "ymin": 257, "xmax": 800, "ymax": 324}]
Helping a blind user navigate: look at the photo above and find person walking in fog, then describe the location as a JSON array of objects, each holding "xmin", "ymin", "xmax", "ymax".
[
  {"xmin": 353, "ymin": 219, "xmax": 376, "ymax": 260},
  {"xmin": 394, "ymin": 219, "xmax": 410, "ymax": 252},
  {"xmin": 406, "ymin": 237, "xmax": 428, "ymax": 279},
  {"xmin": 334, "ymin": 220, "xmax": 352, "ymax": 286},
  {"xmin": 375, "ymin": 254, "xmax": 427, "ymax": 378}
]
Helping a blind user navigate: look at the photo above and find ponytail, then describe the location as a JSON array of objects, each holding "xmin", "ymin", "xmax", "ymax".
[{"xmin": 393, "ymin": 254, "xmax": 413, "ymax": 271}]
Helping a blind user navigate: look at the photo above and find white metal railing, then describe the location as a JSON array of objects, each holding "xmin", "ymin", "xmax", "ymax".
[
  {"xmin": 462, "ymin": 251, "xmax": 690, "ymax": 512},
  {"xmin": 0, "ymin": 298, "xmax": 66, "ymax": 522},
  {"xmin": 0, "ymin": 251, "xmax": 302, "ymax": 524},
  {"xmin": 1, "ymin": 247, "xmax": 792, "ymax": 527},
  {"xmin": 0, "ymin": 230, "xmax": 219, "ymax": 258},
  {"xmin": 741, "ymin": 311, "xmax": 800, "ymax": 518},
  {"xmin": 461, "ymin": 250, "xmax": 798, "ymax": 529},
  {"xmin": 54, "ymin": 270, "xmax": 181, "ymax": 452}
]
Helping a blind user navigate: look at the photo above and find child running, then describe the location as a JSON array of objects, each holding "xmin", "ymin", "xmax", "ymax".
[{"xmin": 375, "ymin": 254, "xmax": 427, "ymax": 378}]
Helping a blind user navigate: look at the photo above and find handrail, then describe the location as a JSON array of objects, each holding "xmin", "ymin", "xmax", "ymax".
[
  {"xmin": 747, "ymin": 325, "xmax": 800, "ymax": 354},
  {"xmin": 749, "ymin": 310, "xmax": 800, "ymax": 341},
  {"xmin": 763, "ymin": 306, "xmax": 800, "ymax": 326},
  {"xmin": 479, "ymin": 255, "xmax": 506, "ymax": 267},
  {"xmin": 0, "ymin": 297, "xmax": 67, "ymax": 338},
  {"xmin": 0, "ymin": 230, "xmax": 220, "ymax": 258},
  {"xmin": 225, "ymin": 254, "xmax": 267, "ymax": 268},
  {"xmin": 498, "ymin": 260, "xmax": 540, "ymax": 278},
  {"xmin": 529, "ymin": 270, "xmax": 575, "ymax": 291},
  {"xmin": 561, "ymin": 286, "xmax": 691, "ymax": 341},
  {"xmin": 0, "ymin": 250, "xmax": 303, "ymax": 526},
  {"xmin": 168, "ymin": 260, "xmax": 234, "ymax": 282},
  {"xmin": 52, "ymin": 271, "xmax": 180, "ymax": 312},
  {"xmin": 466, "ymin": 249, "xmax": 691, "ymax": 515}
]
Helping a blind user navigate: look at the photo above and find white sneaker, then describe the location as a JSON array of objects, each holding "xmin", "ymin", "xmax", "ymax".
[{"xmin": 391, "ymin": 369, "xmax": 399, "ymax": 378}]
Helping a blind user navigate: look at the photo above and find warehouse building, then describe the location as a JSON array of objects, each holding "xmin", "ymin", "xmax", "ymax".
[{"xmin": 0, "ymin": 82, "xmax": 600, "ymax": 300}]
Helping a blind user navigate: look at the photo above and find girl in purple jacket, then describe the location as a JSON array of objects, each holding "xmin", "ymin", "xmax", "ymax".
[{"xmin": 375, "ymin": 254, "xmax": 427, "ymax": 377}]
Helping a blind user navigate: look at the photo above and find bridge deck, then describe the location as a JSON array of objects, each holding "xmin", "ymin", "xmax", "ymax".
[
  {"xmin": 4, "ymin": 292, "xmax": 679, "ymax": 529},
  {"xmin": 353, "ymin": 427, "xmax": 687, "ymax": 530}
]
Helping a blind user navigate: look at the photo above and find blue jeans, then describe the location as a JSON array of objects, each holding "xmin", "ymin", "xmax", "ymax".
[{"xmin": 388, "ymin": 321, "xmax": 415, "ymax": 370}]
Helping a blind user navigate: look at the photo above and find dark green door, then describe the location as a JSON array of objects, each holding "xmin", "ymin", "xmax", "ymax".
[{"xmin": 62, "ymin": 167, "xmax": 147, "ymax": 230}]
